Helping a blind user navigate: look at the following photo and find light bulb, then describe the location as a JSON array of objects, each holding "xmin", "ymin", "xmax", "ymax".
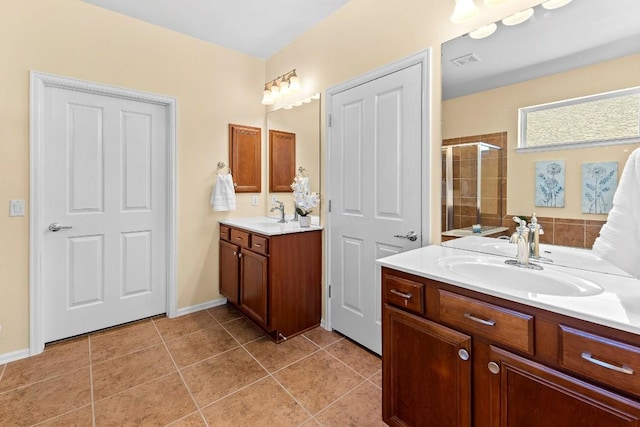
[
  {"xmin": 469, "ymin": 22, "xmax": 497, "ymax": 39},
  {"xmin": 280, "ymin": 78, "xmax": 290, "ymax": 96},
  {"xmin": 261, "ymin": 86, "xmax": 274, "ymax": 105},
  {"xmin": 270, "ymin": 81, "xmax": 281, "ymax": 99},
  {"xmin": 450, "ymin": 0, "xmax": 479, "ymax": 24},
  {"xmin": 289, "ymin": 72, "xmax": 301, "ymax": 92},
  {"xmin": 484, "ymin": 0, "xmax": 508, "ymax": 6},
  {"xmin": 541, "ymin": 0, "xmax": 572, "ymax": 10},
  {"xmin": 502, "ymin": 8, "xmax": 534, "ymax": 26}
]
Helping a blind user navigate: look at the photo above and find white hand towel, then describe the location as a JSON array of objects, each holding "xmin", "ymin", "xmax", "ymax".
[
  {"xmin": 592, "ymin": 148, "xmax": 640, "ymax": 278},
  {"xmin": 210, "ymin": 174, "xmax": 236, "ymax": 211}
]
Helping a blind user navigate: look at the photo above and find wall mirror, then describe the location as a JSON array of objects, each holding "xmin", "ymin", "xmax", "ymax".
[
  {"xmin": 441, "ymin": 0, "xmax": 640, "ymax": 249},
  {"xmin": 266, "ymin": 96, "xmax": 321, "ymax": 220}
]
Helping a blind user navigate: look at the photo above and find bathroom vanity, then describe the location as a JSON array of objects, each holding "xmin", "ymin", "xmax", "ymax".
[
  {"xmin": 378, "ymin": 243, "xmax": 640, "ymax": 426},
  {"xmin": 219, "ymin": 217, "xmax": 322, "ymax": 342}
]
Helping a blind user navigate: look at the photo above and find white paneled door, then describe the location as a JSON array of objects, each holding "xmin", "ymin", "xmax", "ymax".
[
  {"xmin": 41, "ymin": 85, "xmax": 168, "ymax": 343},
  {"xmin": 328, "ymin": 61, "xmax": 425, "ymax": 354}
]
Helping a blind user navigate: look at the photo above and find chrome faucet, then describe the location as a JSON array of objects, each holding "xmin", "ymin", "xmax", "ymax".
[
  {"xmin": 510, "ymin": 217, "xmax": 530, "ymax": 266},
  {"xmin": 270, "ymin": 200, "xmax": 286, "ymax": 223},
  {"xmin": 507, "ymin": 216, "xmax": 543, "ymax": 270},
  {"xmin": 527, "ymin": 212, "xmax": 544, "ymax": 259}
]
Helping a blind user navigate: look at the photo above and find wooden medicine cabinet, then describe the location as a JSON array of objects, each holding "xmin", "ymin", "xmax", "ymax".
[
  {"xmin": 269, "ymin": 129, "xmax": 296, "ymax": 192},
  {"xmin": 229, "ymin": 123, "xmax": 261, "ymax": 193}
]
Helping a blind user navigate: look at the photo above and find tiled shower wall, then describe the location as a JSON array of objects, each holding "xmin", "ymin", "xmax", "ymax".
[
  {"xmin": 442, "ymin": 132, "xmax": 508, "ymax": 231},
  {"xmin": 442, "ymin": 132, "xmax": 605, "ymax": 249}
]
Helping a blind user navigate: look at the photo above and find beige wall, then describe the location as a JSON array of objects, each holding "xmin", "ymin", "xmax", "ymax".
[
  {"xmin": 0, "ymin": 0, "xmax": 549, "ymax": 355},
  {"xmin": 443, "ymin": 54, "xmax": 640, "ymax": 219},
  {"xmin": 265, "ymin": 0, "xmax": 543, "ymax": 239},
  {"xmin": 0, "ymin": 0, "xmax": 266, "ymax": 354}
]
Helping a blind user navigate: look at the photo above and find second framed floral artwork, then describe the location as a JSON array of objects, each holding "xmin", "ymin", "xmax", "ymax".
[{"xmin": 582, "ymin": 162, "xmax": 617, "ymax": 214}]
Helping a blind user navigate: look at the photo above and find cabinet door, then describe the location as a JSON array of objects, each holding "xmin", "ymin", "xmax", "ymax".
[
  {"xmin": 239, "ymin": 248, "xmax": 269, "ymax": 329},
  {"xmin": 383, "ymin": 304, "xmax": 472, "ymax": 427},
  {"xmin": 488, "ymin": 346, "xmax": 640, "ymax": 427},
  {"xmin": 219, "ymin": 240, "xmax": 239, "ymax": 304},
  {"xmin": 269, "ymin": 129, "xmax": 295, "ymax": 192},
  {"xmin": 229, "ymin": 123, "xmax": 261, "ymax": 193}
]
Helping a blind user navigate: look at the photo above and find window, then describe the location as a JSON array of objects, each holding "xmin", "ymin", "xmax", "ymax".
[{"xmin": 518, "ymin": 86, "xmax": 640, "ymax": 152}]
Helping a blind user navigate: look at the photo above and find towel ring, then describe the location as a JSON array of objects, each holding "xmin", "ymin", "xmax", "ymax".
[{"xmin": 217, "ymin": 161, "xmax": 231, "ymax": 174}]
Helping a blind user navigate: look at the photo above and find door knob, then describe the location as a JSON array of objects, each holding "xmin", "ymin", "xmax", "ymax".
[
  {"xmin": 394, "ymin": 231, "xmax": 418, "ymax": 241},
  {"xmin": 48, "ymin": 223, "xmax": 73, "ymax": 232}
]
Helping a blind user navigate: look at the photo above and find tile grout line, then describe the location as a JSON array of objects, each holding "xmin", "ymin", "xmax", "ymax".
[
  {"xmin": 224, "ymin": 343, "xmax": 318, "ymax": 422},
  {"xmin": 88, "ymin": 335, "xmax": 97, "ymax": 427},
  {"xmin": 151, "ymin": 317, "xmax": 212, "ymax": 427}
]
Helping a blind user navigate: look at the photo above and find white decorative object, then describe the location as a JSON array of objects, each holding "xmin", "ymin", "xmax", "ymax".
[{"xmin": 299, "ymin": 216, "xmax": 312, "ymax": 228}]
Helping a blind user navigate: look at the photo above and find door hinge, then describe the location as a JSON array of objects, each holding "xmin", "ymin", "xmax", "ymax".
[
  {"xmin": 328, "ymin": 114, "xmax": 332, "ymax": 127},
  {"xmin": 328, "ymin": 284, "xmax": 331, "ymax": 298},
  {"xmin": 328, "ymin": 200, "xmax": 331, "ymax": 212}
]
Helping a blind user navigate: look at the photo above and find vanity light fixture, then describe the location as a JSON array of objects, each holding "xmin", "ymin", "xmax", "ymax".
[
  {"xmin": 261, "ymin": 83, "xmax": 274, "ymax": 105},
  {"xmin": 541, "ymin": 0, "xmax": 572, "ymax": 10},
  {"xmin": 469, "ymin": 22, "xmax": 497, "ymax": 39},
  {"xmin": 450, "ymin": 0, "xmax": 479, "ymax": 24},
  {"xmin": 261, "ymin": 69, "xmax": 301, "ymax": 105},
  {"xmin": 501, "ymin": 7, "xmax": 534, "ymax": 26}
]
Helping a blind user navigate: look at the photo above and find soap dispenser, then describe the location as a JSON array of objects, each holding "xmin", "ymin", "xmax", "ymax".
[{"xmin": 528, "ymin": 213, "xmax": 543, "ymax": 258}]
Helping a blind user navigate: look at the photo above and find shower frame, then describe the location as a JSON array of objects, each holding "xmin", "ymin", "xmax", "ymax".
[{"xmin": 442, "ymin": 141, "xmax": 502, "ymax": 231}]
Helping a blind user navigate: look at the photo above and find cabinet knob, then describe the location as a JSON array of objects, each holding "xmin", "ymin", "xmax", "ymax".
[
  {"xmin": 458, "ymin": 348, "xmax": 470, "ymax": 361},
  {"xmin": 488, "ymin": 361, "xmax": 500, "ymax": 375},
  {"xmin": 238, "ymin": 252, "xmax": 243, "ymax": 258}
]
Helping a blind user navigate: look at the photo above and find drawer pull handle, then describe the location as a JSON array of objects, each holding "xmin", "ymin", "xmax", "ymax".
[
  {"xmin": 390, "ymin": 289, "xmax": 413, "ymax": 299},
  {"xmin": 254, "ymin": 243, "xmax": 262, "ymax": 248},
  {"xmin": 581, "ymin": 352, "xmax": 634, "ymax": 375},
  {"xmin": 464, "ymin": 312, "xmax": 496, "ymax": 326}
]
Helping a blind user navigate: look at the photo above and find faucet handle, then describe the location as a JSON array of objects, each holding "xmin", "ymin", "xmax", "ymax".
[{"xmin": 512, "ymin": 216, "xmax": 527, "ymax": 229}]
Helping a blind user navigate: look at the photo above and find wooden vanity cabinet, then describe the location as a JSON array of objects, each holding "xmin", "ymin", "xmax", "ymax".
[
  {"xmin": 219, "ymin": 224, "xmax": 321, "ymax": 341},
  {"xmin": 381, "ymin": 266, "xmax": 640, "ymax": 427},
  {"xmin": 383, "ymin": 304, "xmax": 472, "ymax": 427}
]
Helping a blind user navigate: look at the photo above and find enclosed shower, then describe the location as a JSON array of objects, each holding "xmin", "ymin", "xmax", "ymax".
[{"xmin": 441, "ymin": 141, "xmax": 504, "ymax": 235}]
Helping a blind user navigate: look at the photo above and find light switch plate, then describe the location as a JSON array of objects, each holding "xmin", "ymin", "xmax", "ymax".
[{"xmin": 10, "ymin": 200, "xmax": 25, "ymax": 217}]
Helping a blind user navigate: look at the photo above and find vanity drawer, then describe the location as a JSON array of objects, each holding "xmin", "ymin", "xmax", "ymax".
[
  {"xmin": 439, "ymin": 290, "xmax": 534, "ymax": 354},
  {"xmin": 230, "ymin": 229, "xmax": 251, "ymax": 249},
  {"xmin": 220, "ymin": 225, "xmax": 230, "ymax": 241},
  {"xmin": 383, "ymin": 272, "xmax": 425, "ymax": 315},
  {"xmin": 251, "ymin": 235, "xmax": 268, "ymax": 255},
  {"xmin": 559, "ymin": 326, "xmax": 640, "ymax": 397}
]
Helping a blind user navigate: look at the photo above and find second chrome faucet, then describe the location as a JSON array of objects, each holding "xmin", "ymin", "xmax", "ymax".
[{"xmin": 270, "ymin": 200, "xmax": 286, "ymax": 223}]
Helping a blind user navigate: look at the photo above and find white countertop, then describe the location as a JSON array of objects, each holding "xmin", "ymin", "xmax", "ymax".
[
  {"xmin": 220, "ymin": 215, "xmax": 323, "ymax": 236},
  {"xmin": 442, "ymin": 235, "xmax": 634, "ymax": 277},
  {"xmin": 376, "ymin": 244, "xmax": 640, "ymax": 336},
  {"xmin": 441, "ymin": 226, "xmax": 508, "ymax": 238}
]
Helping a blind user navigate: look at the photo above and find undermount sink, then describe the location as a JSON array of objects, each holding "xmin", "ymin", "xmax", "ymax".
[{"xmin": 439, "ymin": 255, "xmax": 604, "ymax": 297}]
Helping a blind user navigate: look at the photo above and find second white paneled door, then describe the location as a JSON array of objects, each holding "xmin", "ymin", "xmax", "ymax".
[
  {"xmin": 328, "ymin": 59, "xmax": 426, "ymax": 354},
  {"xmin": 41, "ymin": 84, "xmax": 168, "ymax": 343}
]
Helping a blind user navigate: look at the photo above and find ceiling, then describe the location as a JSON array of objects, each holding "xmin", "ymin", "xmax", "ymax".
[
  {"xmin": 443, "ymin": 0, "xmax": 640, "ymax": 99},
  {"xmin": 81, "ymin": 0, "xmax": 352, "ymax": 59}
]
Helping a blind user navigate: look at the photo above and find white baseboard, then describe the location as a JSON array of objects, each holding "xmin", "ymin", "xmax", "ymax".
[
  {"xmin": 0, "ymin": 348, "xmax": 30, "ymax": 365},
  {"xmin": 174, "ymin": 297, "xmax": 227, "ymax": 317}
]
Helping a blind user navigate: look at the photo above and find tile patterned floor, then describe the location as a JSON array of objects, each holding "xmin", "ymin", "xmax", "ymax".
[{"xmin": 0, "ymin": 305, "xmax": 385, "ymax": 426}]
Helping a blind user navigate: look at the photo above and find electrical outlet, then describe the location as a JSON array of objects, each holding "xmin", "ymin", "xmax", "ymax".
[
  {"xmin": 271, "ymin": 195, "xmax": 278, "ymax": 204},
  {"xmin": 251, "ymin": 196, "xmax": 258, "ymax": 206}
]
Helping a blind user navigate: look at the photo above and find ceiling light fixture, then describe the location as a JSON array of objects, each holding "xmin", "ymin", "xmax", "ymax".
[
  {"xmin": 261, "ymin": 69, "xmax": 301, "ymax": 105},
  {"xmin": 450, "ymin": 0, "xmax": 479, "ymax": 24},
  {"xmin": 469, "ymin": 22, "xmax": 497, "ymax": 39},
  {"xmin": 501, "ymin": 7, "xmax": 534, "ymax": 26},
  {"xmin": 541, "ymin": 0, "xmax": 572, "ymax": 10}
]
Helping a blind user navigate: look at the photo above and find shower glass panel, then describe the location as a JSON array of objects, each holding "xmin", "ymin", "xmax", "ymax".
[{"xmin": 441, "ymin": 142, "xmax": 502, "ymax": 232}]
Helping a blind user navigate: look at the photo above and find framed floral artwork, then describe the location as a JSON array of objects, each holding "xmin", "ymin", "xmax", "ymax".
[
  {"xmin": 582, "ymin": 162, "xmax": 617, "ymax": 214},
  {"xmin": 535, "ymin": 160, "xmax": 565, "ymax": 208}
]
